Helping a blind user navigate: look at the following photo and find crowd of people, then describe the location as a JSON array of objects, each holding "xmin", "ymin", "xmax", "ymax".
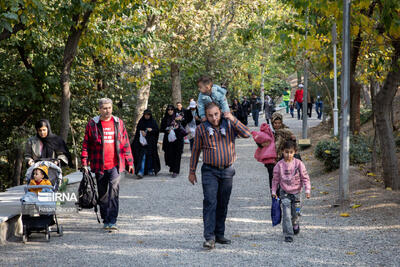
[{"xmin": 23, "ymin": 76, "xmax": 318, "ymax": 247}]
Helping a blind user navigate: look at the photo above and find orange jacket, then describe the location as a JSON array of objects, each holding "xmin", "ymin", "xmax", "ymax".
[{"xmin": 29, "ymin": 179, "xmax": 52, "ymax": 194}]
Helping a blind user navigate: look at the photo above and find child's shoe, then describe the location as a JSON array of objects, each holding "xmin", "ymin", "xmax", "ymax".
[
  {"xmin": 293, "ymin": 224, "xmax": 300, "ymax": 235},
  {"xmin": 284, "ymin": 236, "xmax": 293, "ymax": 242}
]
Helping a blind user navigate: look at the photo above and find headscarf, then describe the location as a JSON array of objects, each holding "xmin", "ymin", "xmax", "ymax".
[
  {"xmin": 163, "ymin": 104, "xmax": 177, "ymax": 126},
  {"xmin": 35, "ymin": 119, "xmax": 71, "ymax": 165},
  {"xmin": 137, "ymin": 109, "xmax": 158, "ymax": 132}
]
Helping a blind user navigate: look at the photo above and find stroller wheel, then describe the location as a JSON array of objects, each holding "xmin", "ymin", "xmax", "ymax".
[
  {"xmin": 57, "ymin": 225, "xmax": 63, "ymax": 236},
  {"xmin": 45, "ymin": 226, "xmax": 50, "ymax": 241}
]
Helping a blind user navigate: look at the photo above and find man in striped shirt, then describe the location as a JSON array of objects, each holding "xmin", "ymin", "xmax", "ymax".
[{"xmin": 189, "ymin": 102, "xmax": 251, "ymax": 249}]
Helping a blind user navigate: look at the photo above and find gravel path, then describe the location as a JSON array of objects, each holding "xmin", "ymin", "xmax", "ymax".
[{"xmin": 1, "ymin": 111, "xmax": 399, "ymax": 267}]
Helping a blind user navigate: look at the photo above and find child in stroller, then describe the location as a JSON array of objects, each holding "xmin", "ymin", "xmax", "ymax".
[
  {"xmin": 20, "ymin": 160, "xmax": 63, "ymax": 242},
  {"xmin": 28, "ymin": 165, "xmax": 52, "ymax": 194}
]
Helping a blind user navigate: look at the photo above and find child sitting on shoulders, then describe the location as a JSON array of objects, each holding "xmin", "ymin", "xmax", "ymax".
[
  {"xmin": 197, "ymin": 75, "xmax": 230, "ymax": 121},
  {"xmin": 272, "ymin": 140, "xmax": 311, "ymax": 243}
]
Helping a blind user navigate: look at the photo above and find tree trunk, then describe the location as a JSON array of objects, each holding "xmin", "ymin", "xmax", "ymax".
[
  {"xmin": 374, "ymin": 41, "xmax": 400, "ymax": 190},
  {"xmin": 12, "ymin": 147, "xmax": 23, "ymax": 186},
  {"xmin": 370, "ymin": 79, "xmax": 378, "ymax": 173},
  {"xmin": 60, "ymin": 7, "xmax": 94, "ymax": 142},
  {"xmin": 132, "ymin": 59, "xmax": 152, "ymax": 135},
  {"xmin": 362, "ymin": 84, "xmax": 372, "ymax": 108},
  {"xmin": 171, "ymin": 62, "xmax": 182, "ymax": 105}
]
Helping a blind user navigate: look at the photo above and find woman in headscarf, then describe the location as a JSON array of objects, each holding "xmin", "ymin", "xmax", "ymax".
[
  {"xmin": 160, "ymin": 104, "xmax": 187, "ymax": 178},
  {"xmin": 257, "ymin": 113, "xmax": 297, "ymax": 194},
  {"xmin": 24, "ymin": 119, "xmax": 71, "ymax": 167},
  {"xmin": 132, "ymin": 109, "xmax": 161, "ymax": 178}
]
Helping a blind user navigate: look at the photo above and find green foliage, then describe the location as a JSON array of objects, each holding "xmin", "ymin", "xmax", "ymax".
[
  {"xmin": 315, "ymin": 135, "xmax": 372, "ymax": 171},
  {"xmin": 360, "ymin": 108, "xmax": 373, "ymax": 125}
]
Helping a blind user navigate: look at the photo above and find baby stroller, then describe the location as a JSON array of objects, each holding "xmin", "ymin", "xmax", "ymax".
[{"xmin": 20, "ymin": 160, "xmax": 63, "ymax": 243}]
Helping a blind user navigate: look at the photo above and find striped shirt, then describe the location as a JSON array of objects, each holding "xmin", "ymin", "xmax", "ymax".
[{"xmin": 189, "ymin": 118, "xmax": 251, "ymax": 174}]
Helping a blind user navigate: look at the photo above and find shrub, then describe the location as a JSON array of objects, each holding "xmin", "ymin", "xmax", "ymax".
[{"xmin": 314, "ymin": 135, "xmax": 372, "ymax": 171}]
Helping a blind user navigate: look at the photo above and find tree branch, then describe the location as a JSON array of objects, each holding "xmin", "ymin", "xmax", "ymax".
[{"xmin": 0, "ymin": 23, "xmax": 26, "ymax": 41}]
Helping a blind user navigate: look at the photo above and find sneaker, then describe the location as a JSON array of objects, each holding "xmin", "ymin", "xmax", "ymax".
[
  {"xmin": 203, "ymin": 239, "xmax": 215, "ymax": 250},
  {"xmin": 148, "ymin": 171, "xmax": 155, "ymax": 176},
  {"xmin": 293, "ymin": 224, "xmax": 300, "ymax": 235},
  {"xmin": 109, "ymin": 224, "xmax": 118, "ymax": 231},
  {"xmin": 137, "ymin": 173, "xmax": 144, "ymax": 179},
  {"xmin": 285, "ymin": 236, "xmax": 293, "ymax": 242},
  {"xmin": 103, "ymin": 223, "xmax": 110, "ymax": 230}
]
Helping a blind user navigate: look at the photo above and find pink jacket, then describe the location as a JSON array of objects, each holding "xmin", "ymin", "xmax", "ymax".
[
  {"xmin": 272, "ymin": 158, "xmax": 311, "ymax": 195},
  {"xmin": 252, "ymin": 123, "xmax": 277, "ymax": 164}
]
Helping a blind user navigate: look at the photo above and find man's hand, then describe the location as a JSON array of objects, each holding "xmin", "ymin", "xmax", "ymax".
[
  {"xmin": 271, "ymin": 194, "xmax": 277, "ymax": 199},
  {"xmin": 224, "ymin": 112, "xmax": 235, "ymax": 122},
  {"xmin": 188, "ymin": 173, "xmax": 197, "ymax": 185},
  {"xmin": 306, "ymin": 193, "xmax": 311, "ymax": 199},
  {"xmin": 291, "ymin": 135, "xmax": 296, "ymax": 141},
  {"xmin": 28, "ymin": 159, "xmax": 34, "ymax": 167},
  {"xmin": 146, "ymin": 128, "xmax": 152, "ymax": 132},
  {"xmin": 140, "ymin": 130, "xmax": 147, "ymax": 137},
  {"xmin": 128, "ymin": 165, "xmax": 134, "ymax": 174}
]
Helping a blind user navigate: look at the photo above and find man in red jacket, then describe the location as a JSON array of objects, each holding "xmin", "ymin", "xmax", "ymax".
[
  {"xmin": 294, "ymin": 84, "xmax": 304, "ymax": 120},
  {"xmin": 81, "ymin": 98, "xmax": 134, "ymax": 231}
]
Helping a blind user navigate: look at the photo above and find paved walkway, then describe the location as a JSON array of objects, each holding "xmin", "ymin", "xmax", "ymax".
[{"xmin": 1, "ymin": 110, "xmax": 399, "ymax": 267}]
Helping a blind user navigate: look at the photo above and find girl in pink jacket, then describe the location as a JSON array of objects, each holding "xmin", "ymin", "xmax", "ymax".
[
  {"xmin": 252, "ymin": 123, "xmax": 277, "ymax": 190},
  {"xmin": 272, "ymin": 140, "xmax": 311, "ymax": 243}
]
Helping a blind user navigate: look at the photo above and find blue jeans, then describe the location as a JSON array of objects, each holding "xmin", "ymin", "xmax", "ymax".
[
  {"xmin": 139, "ymin": 154, "xmax": 153, "ymax": 175},
  {"xmin": 280, "ymin": 188, "xmax": 301, "ymax": 238},
  {"xmin": 201, "ymin": 164, "xmax": 235, "ymax": 241},
  {"xmin": 315, "ymin": 102, "xmax": 323, "ymax": 119},
  {"xmin": 296, "ymin": 102, "xmax": 303, "ymax": 120},
  {"xmin": 95, "ymin": 167, "xmax": 120, "ymax": 224},
  {"xmin": 252, "ymin": 110, "xmax": 259, "ymax": 126}
]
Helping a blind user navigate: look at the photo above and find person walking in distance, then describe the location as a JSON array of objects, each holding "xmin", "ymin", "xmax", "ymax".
[
  {"xmin": 294, "ymin": 84, "xmax": 304, "ymax": 120},
  {"xmin": 241, "ymin": 96, "xmax": 251, "ymax": 126},
  {"xmin": 189, "ymin": 102, "xmax": 251, "ymax": 250},
  {"xmin": 81, "ymin": 98, "xmax": 134, "ymax": 231}
]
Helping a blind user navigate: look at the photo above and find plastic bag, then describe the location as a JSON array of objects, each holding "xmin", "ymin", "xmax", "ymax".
[
  {"xmin": 168, "ymin": 129, "xmax": 177, "ymax": 142},
  {"xmin": 271, "ymin": 197, "xmax": 281, "ymax": 226},
  {"xmin": 139, "ymin": 132, "xmax": 147, "ymax": 146}
]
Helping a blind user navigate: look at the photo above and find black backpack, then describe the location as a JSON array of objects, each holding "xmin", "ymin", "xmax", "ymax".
[{"xmin": 76, "ymin": 171, "xmax": 100, "ymax": 223}]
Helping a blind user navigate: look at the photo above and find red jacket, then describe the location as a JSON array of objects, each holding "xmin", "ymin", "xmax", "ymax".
[
  {"xmin": 81, "ymin": 116, "xmax": 133, "ymax": 174},
  {"xmin": 294, "ymin": 89, "xmax": 304, "ymax": 103}
]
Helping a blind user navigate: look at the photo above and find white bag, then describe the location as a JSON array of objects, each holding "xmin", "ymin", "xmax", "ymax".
[
  {"xmin": 139, "ymin": 132, "xmax": 148, "ymax": 146},
  {"xmin": 168, "ymin": 129, "xmax": 177, "ymax": 142}
]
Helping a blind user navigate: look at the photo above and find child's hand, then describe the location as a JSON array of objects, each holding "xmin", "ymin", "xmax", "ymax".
[
  {"xmin": 201, "ymin": 117, "xmax": 207, "ymax": 122},
  {"xmin": 306, "ymin": 193, "xmax": 311, "ymax": 199},
  {"xmin": 271, "ymin": 194, "xmax": 277, "ymax": 199},
  {"xmin": 262, "ymin": 141, "xmax": 271, "ymax": 147}
]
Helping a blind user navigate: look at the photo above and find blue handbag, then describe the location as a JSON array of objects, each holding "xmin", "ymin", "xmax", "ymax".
[{"xmin": 271, "ymin": 197, "xmax": 282, "ymax": 226}]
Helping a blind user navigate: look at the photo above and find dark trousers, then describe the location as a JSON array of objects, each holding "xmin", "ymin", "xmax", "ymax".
[
  {"xmin": 315, "ymin": 102, "xmax": 323, "ymax": 119},
  {"xmin": 243, "ymin": 113, "xmax": 248, "ymax": 125},
  {"xmin": 265, "ymin": 163, "xmax": 279, "ymax": 197},
  {"xmin": 201, "ymin": 164, "xmax": 234, "ymax": 241},
  {"xmin": 95, "ymin": 167, "xmax": 120, "ymax": 224},
  {"xmin": 252, "ymin": 110, "xmax": 259, "ymax": 126},
  {"xmin": 307, "ymin": 103, "xmax": 313, "ymax": 118},
  {"xmin": 296, "ymin": 102, "xmax": 303, "ymax": 120},
  {"xmin": 284, "ymin": 101, "xmax": 289, "ymax": 113}
]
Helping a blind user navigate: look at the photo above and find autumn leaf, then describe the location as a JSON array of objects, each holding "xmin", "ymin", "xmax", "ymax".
[
  {"xmin": 346, "ymin": 251, "xmax": 356, "ymax": 255},
  {"xmin": 324, "ymin": 150, "xmax": 331, "ymax": 155},
  {"xmin": 320, "ymin": 191, "xmax": 329, "ymax": 195},
  {"xmin": 351, "ymin": 204, "xmax": 361, "ymax": 209},
  {"xmin": 367, "ymin": 172, "xmax": 376, "ymax": 176},
  {"xmin": 340, "ymin": 213, "xmax": 350, "ymax": 217},
  {"xmin": 386, "ymin": 187, "xmax": 392, "ymax": 191}
]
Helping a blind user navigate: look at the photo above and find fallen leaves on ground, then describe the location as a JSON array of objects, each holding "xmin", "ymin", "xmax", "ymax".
[
  {"xmin": 346, "ymin": 251, "xmax": 356, "ymax": 255},
  {"xmin": 320, "ymin": 191, "xmax": 329, "ymax": 195},
  {"xmin": 340, "ymin": 213, "xmax": 350, "ymax": 217},
  {"xmin": 367, "ymin": 172, "xmax": 376, "ymax": 176},
  {"xmin": 386, "ymin": 187, "xmax": 392, "ymax": 191},
  {"xmin": 351, "ymin": 204, "xmax": 361, "ymax": 209}
]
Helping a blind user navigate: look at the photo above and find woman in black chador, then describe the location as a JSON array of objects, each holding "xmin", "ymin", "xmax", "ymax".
[
  {"xmin": 132, "ymin": 109, "xmax": 161, "ymax": 178},
  {"xmin": 160, "ymin": 104, "xmax": 187, "ymax": 178}
]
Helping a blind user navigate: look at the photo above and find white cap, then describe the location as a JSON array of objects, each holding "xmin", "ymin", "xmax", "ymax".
[
  {"xmin": 189, "ymin": 100, "xmax": 197, "ymax": 108},
  {"xmin": 298, "ymin": 84, "xmax": 304, "ymax": 88}
]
